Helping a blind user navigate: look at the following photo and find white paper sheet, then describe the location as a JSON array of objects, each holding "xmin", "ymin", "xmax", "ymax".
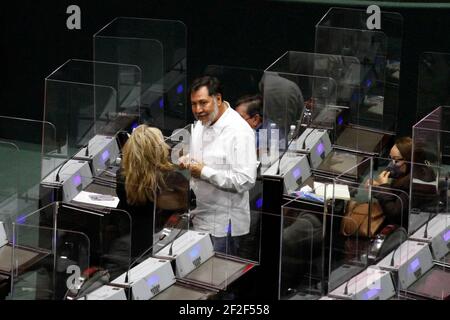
[
  {"xmin": 72, "ymin": 191, "xmax": 119, "ymax": 208},
  {"xmin": 313, "ymin": 182, "xmax": 350, "ymax": 200}
]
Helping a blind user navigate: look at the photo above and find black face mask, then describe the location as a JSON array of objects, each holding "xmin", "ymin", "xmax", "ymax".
[{"xmin": 386, "ymin": 161, "xmax": 404, "ymax": 179}]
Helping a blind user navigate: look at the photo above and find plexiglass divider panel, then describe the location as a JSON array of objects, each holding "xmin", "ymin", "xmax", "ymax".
[
  {"xmin": 410, "ymin": 107, "xmax": 450, "ymax": 269},
  {"xmin": 280, "ymin": 197, "xmax": 326, "ymax": 300},
  {"xmin": 315, "ymin": 7, "xmax": 403, "ymax": 133},
  {"xmin": 416, "ymin": 52, "xmax": 450, "ymax": 122},
  {"xmin": 10, "ymin": 203, "xmax": 90, "ymax": 300},
  {"xmin": 261, "ymin": 70, "xmax": 337, "ymax": 161},
  {"xmin": 329, "ymin": 156, "xmax": 408, "ymax": 296},
  {"xmin": 10, "ymin": 201, "xmax": 132, "ymax": 300},
  {"xmin": 91, "ymin": 60, "xmax": 142, "ymax": 135},
  {"xmin": 266, "ymin": 51, "xmax": 358, "ymax": 143},
  {"xmin": 94, "ymin": 18, "xmax": 187, "ymax": 133},
  {"xmin": 43, "ymin": 60, "xmax": 116, "ymax": 180},
  {"xmin": 0, "ymin": 117, "xmax": 56, "ymax": 244}
]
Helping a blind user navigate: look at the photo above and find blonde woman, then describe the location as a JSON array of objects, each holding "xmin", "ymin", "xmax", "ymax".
[{"xmin": 116, "ymin": 125, "xmax": 189, "ymax": 257}]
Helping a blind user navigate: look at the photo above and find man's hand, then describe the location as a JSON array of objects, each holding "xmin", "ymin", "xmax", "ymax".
[
  {"xmin": 188, "ymin": 162, "xmax": 204, "ymax": 179},
  {"xmin": 178, "ymin": 156, "xmax": 204, "ymax": 179},
  {"xmin": 178, "ymin": 155, "xmax": 189, "ymax": 169}
]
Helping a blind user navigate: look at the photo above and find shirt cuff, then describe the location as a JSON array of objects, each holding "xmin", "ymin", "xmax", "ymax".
[{"xmin": 200, "ymin": 166, "xmax": 215, "ymax": 180}]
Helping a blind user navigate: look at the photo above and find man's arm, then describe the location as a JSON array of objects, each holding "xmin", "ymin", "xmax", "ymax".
[{"xmin": 196, "ymin": 132, "xmax": 257, "ymax": 193}]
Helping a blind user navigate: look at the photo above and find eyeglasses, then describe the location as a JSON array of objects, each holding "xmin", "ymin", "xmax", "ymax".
[{"xmin": 389, "ymin": 155, "xmax": 404, "ymax": 164}]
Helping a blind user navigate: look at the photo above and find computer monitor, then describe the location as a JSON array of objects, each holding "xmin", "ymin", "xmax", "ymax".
[
  {"xmin": 41, "ymin": 160, "xmax": 93, "ymax": 202},
  {"xmin": 293, "ymin": 128, "xmax": 332, "ymax": 169},
  {"xmin": 74, "ymin": 135, "xmax": 120, "ymax": 177},
  {"xmin": 263, "ymin": 154, "xmax": 311, "ymax": 194}
]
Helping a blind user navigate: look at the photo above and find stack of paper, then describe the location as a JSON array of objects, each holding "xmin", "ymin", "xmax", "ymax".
[
  {"xmin": 313, "ymin": 182, "xmax": 350, "ymax": 201},
  {"xmin": 72, "ymin": 191, "xmax": 120, "ymax": 208}
]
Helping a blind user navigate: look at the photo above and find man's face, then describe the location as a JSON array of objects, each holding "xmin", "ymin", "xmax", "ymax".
[
  {"xmin": 236, "ymin": 103, "xmax": 261, "ymax": 129},
  {"xmin": 236, "ymin": 105, "xmax": 249, "ymax": 120},
  {"xmin": 191, "ymin": 86, "xmax": 220, "ymax": 126}
]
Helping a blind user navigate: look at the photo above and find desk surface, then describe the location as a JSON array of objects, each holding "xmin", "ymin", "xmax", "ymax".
[
  {"xmin": 316, "ymin": 149, "xmax": 366, "ymax": 180},
  {"xmin": 84, "ymin": 182, "xmax": 117, "ymax": 197},
  {"xmin": 0, "ymin": 244, "xmax": 47, "ymax": 274},
  {"xmin": 407, "ymin": 265, "xmax": 450, "ymax": 300},
  {"xmin": 335, "ymin": 127, "xmax": 387, "ymax": 155},
  {"xmin": 183, "ymin": 255, "xmax": 252, "ymax": 290},
  {"xmin": 152, "ymin": 282, "xmax": 216, "ymax": 300}
]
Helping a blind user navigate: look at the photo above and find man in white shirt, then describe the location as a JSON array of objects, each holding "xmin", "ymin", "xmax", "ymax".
[{"xmin": 181, "ymin": 76, "xmax": 257, "ymax": 255}]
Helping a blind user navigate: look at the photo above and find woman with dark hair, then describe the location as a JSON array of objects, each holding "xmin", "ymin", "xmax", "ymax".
[{"xmin": 372, "ymin": 137, "xmax": 437, "ymax": 228}]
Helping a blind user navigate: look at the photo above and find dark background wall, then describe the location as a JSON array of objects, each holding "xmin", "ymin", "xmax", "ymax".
[{"xmin": 1, "ymin": 0, "xmax": 450, "ymax": 137}]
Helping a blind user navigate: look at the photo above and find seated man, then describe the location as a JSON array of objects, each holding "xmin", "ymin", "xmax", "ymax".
[
  {"xmin": 235, "ymin": 94, "xmax": 263, "ymax": 131},
  {"xmin": 235, "ymin": 94, "xmax": 281, "ymax": 165}
]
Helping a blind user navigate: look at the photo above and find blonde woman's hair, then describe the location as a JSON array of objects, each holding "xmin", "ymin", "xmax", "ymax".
[{"xmin": 121, "ymin": 125, "xmax": 174, "ymax": 205}]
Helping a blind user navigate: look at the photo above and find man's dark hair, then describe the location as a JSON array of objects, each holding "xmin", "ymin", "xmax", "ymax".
[
  {"xmin": 236, "ymin": 94, "xmax": 263, "ymax": 118},
  {"xmin": 190, "ymin": 76, "xmax": 223, "ymax": 97}
]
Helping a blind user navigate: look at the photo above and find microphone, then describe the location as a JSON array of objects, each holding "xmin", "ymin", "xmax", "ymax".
[
  {"xmin": 168, "ymin": 223, "xmax": 188, "ymax": 256},
  {"xmin": 275, "ymin": 122, "xmax": 305, "ymax": 175},
  {"xmin": 55, "ymin": 143, "xmax": 88, "ymax": 182},
  {"xmin": 301, "ymin": 128, "xmax": 315, "ymax": 150},
  {"xmin": 114, "ymin": 130, "xmax": 131, "ymax": 151},
  {"xmin": 423, "ymin": 210, "xmax": 435, "ymax": 239},
  {"xmin": 422, "ymin": 174, "xmax": 447, "ymax": 238},
  {"xmin": 84, "ymin": 140, "xmax": 90, "ymax": 157},
  {"xmin": 64, "ymin": 267, "xmax": 110, "ymax": 300},
  {"xmin": 343, "ymin": 279, "xmax": 350, "ymax": 296},
  {"xmin": 164, "ymin": 212, "xmax": 193, "ymax": 256},
  {"xmin": 123, "ymin": 213, "xmax": 191, "ymax": 300},
  {"xmin": 390, "ymin": 243, "xmax": 401, "ymax": 267},
  {"xmin": 276, "ymin": 135, "xmax": 296, "ymax": 175},
  {"xmin": 292, "ymin": 119, "xmax": 305, "ymax": 142},
  {"xmin": 446, "ymin": 174, "xmax": 450, "ymax": 214}
]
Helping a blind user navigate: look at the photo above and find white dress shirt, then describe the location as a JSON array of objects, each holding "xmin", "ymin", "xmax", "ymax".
[{"xmin": 190, "ymin": 102, "xmax": 257, "ymax": 237}]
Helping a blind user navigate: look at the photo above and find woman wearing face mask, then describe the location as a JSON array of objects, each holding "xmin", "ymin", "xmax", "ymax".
[{"xmin": 372, "ymin": 137, "xmax": 436, "ymax": 227}]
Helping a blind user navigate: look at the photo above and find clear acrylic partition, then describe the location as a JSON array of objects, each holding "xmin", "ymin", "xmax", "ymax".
[
  {"xmin": 410, "ymin": 107, "xmax": 450, "ymax": 253},
  {"xmin": 11, "ymin": 201, "xmax": 132, "ymax": 300},
  {"xmin": 94, "ymin": 17, "xmax": 187, "ymax": 134},
  {"xmin": 315, "ymin": 7, "xmax": 403, "ymax": 133},
  {"xmin": 43, "ymin": 59, "xmax": 120, "ymax": 181},
  {"xmin": 90, "ymin": 60, "xmax": 141, "ymax": 135},
  {"xmin": 10, "ymin": 203, "xmax": 90, "ymax": 300},
  {"xmin": 279, "ymin": 198, "xmax": 326, "ymax": 300},
  {"xmin": 265, "ymin": 51, "xmax": 359, "ymax": 143},
  {"xmin": 329, "ymin": 157, "xmax": 407, "ymax": 294},
  {"xmin": 59, "ymin": 143, "xmax": 132, "ymax": 276},
  {"xmin": 0, "ymin": 117, "xmax": 56, "ymax": 242},
  {"xmin": 261, "ymin": 70, "xmax": 337, "ymax": 160},
  {"xmin": 416, "ymin": 53, "xmax": 450, "ymax": 122},
  {"xmin": 203, "ymin": 65, "xmax": 264, "ymax": 109},
  {"xmin": 151, "ymin": 127, "xmax": 192, "ymax": 256}
]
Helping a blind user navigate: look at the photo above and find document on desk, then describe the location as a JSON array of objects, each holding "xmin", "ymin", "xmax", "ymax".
[
  {"xmin": 313, "ymin": 182, "xmax": 350, "ymax": 201},
  {"xmin": 72, "ymin": 191, "xmax": 120, "ymax": 208}
]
